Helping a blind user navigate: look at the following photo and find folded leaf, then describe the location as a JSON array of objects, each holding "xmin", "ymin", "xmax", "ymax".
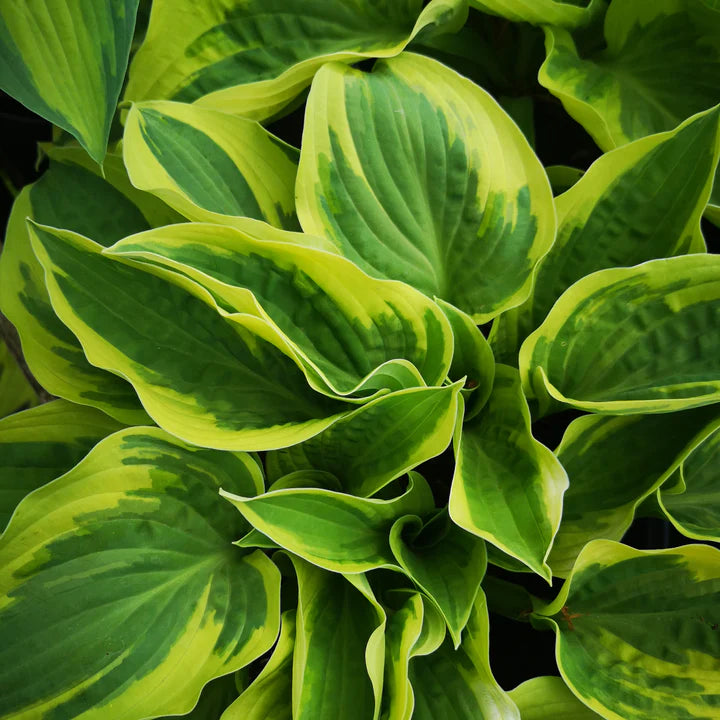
[
  {"xmin": 520, "ymin": 255, "xmax": 720, "ymax": 415},
  {"xmin": 265, "ymin": 384, "xmax": 462, "ymax": 498},
  {"xmin": 493, "ymin": 106, "xmax": 720, "ymax": 362},
  {"xmin": 0, "ymin": 0, "xmax": 139, "ymax": 162},
  {"xmin": 550, "ymin": 406, "xmax": 720, "ymax": 576},
  {"xmin": 536, "ymin": 540, "xmax": 720, "ymax": 720},
  {"xmin": 28, "ymin": 223, "xmax": 350, "ymax": 451},
  {"xmin": 222, "ymin": 472, "xmax": 435, "ymax": 573},
  {"xmin": 297, "ymin": 52, "xmax": 555, "ymax": 322},
  {"xmin": 124, "ymin": 101, "xmax": 300, "ymax": 229},
  {"xmin": 124, "ymin": 0, "xmax": 464, "ymax": 121},
  {"xmin": 659, "ymin": 426, "xmax": 720, "ymax": 542},
  {"xmin": 390, "ymin": 511, "xmax": 486, "ymax": 646},
  {"xmin": 291, "ymin": 559, "xmax": 386, "ymax": 720},
  {"xmin": 469, "ymin": 0, "xmax": 603, "ymax": 29},
  {"xmin": 0, "ymin": 339, "xmax": 37, "ymax": 418},
  {"xmin": 382, "ymin": 593, "xmax": 426, "ymax": 720},
  {"xmin": 508, "ymin": 676, "xmax": 602, "ymax": 719},
  {"xmin": 0, "ymin": 399, "xmax": 124, "ymax": 533},
  {"xmin": 107, "ymin": 222, "xmax": 454, "ymax": 397},
  {"xmin": 221, "ymin": 611, "xmax": 294, "ymax": 720},
  {"xmin": 409, "ymin": 591, "xmax": 520, "ymax": 719},
  {"xmin": 0, "ymin": 176, "xmax": 151, "ymax": 424},
  {"xmin": 0, "ymin": 427, "xmax": 279, "ymax": 720},
  {"xmin": 435, "ymin": 298, "xmax": 495, "ymax": 421},
  {"xmin": 450, "ymin": 366, "xmax": 568, "ymax": 580}
]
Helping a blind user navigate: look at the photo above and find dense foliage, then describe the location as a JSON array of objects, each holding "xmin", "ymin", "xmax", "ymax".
[{"xmin": 0, "ymin": 1, "xmax": 719, "ymax": 719}]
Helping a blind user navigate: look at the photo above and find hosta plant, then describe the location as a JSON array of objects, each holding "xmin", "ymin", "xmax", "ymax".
[{"xmin": 1, "ymin": 1, "xmax": 720, "ymax": 719}]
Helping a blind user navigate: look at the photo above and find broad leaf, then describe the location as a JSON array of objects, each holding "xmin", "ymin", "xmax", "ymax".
[
  {"xmin": 493, "ymin": 106, "xmax": 720, "ymax": 363},
  {"xmin": 550, "ymin": 406, "xmax": 720, "ymax": 576},
  {"xmin": 123, "ymin": 101, "xmax": 300, "ymax": 229},
  {"xmin": 297, "ymin": 52, "xmax": 555, "ymax": 322},
  {"xmin": 536, "ymin": 540, "xmax": 720, "ymax": 720},
  {"xmin": 0, "ymin": 0, "xmax": 139, "ymax": 162},
  {"xmin": 409, "ymin": 591, "xmax": 520, "ymax": 719},
  {"xmin": 222, "ymin": 472, "xmax": 435, "ymax": 573},
  {"xmin": 124, "ymin": 0, "xmax": 466, "ymax": 121},
  {"xmin": 390, "ymin": 511, "xmax": 486, "ymax": 646},
  {"xmin": 469, "ymin": 0, "xmax": 603, "ymax": 29},
  {"xmin": 291, "ymin": 559, "xmax": 386, "ymax": 720},
  {"xmin": 520, "ymin": 255, "xmax": 720, "ymax": 415},
  {"xmin": 265, "ymin": 385, "xmax": 462, "ymax": 498},
  {"xmin": 0, "ymin": 176, "xmax": 151, "ymax": 424},
  {"xmin": 222, "ymin": 611, "xmax": 294, "ymax": 720},
  {"xmin": 508, "ymin": 676, "xmax": 602, "ymax": 719},
  {"xmin": 28, "ymin": 223, "xmax": 350, "ymax": 451},
  {"xmin": 0, "ymin": 340, "xmax": 37, "ymax": 418},
  {"xmin": 107, "ymin": 222, "xmax": 454, "ymax": 397},
  {"xmin": 0, "ymin": 399, "xmax": 124, "ymax": 533},
  {"xmin": 659, "ymin": 426, "xmax": 720, "ymax": 542},
  {"xmin": 450, "ymin": 367, "xmax": 568, "ymax": 580},
  {"xmin": 0, "ymin": 428, "xmax": 280, "ymax": 720}
]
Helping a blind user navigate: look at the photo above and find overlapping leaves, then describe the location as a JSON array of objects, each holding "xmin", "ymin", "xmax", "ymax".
[{"xmin": 1, "ymin": 1, "xmax": 720, "ymax": 719}]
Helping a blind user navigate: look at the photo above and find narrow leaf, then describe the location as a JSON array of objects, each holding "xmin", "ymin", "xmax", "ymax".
[
  {"xmin": 450, "ymin": 366, "xmax": 568, "ymax": 580},
  {"xmin": 221, "ymin": 472, "xmax": 435, "ymax": 573},
  {"xmin": 265, "ymin": 384, "xmax": 462, "ymax": 498}
]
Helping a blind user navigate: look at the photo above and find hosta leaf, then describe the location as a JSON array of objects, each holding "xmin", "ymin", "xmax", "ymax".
[
  {"xmin": 520, "ymin": 255, "xmax": 720, "ymax": 415},
  {"xmin": 0, "ymin": 427, "xmax": 279, "ymax": 720},
  {"xmin": 291, "ymin": 559, "xmax": 386, "ymax": 720},
  {"xmin": 0, "ymin": 399, "xmax": 124, "ymax": 533},
  {"xmin": 539, "ymin": 0, "xmax": 720, "ymax": 219},
  {"xmin": 28, "ymin": 223, "xmax": 350, "ymax": 451},
  {"xmin": 123, "ymin": 101, "xmax": 300, "ymax": 229},
  {"xmin": 265, "ymin": 385, "xmax": 462, "ymax": 498},
  {"xmin": 390, "ymin": 511, "xmax": 486, "ymax": 646},
  {"xmin": 221, "ymin": 472, "xmax": 435, "ymax": 573},
  {"xmin": 550, "ymin": 406, "xmax": 720, "ymax": 576},
  {"xmin": 450, "ymin": 367, "xmax": 568, "ymax": 580},
  {"xmin": 297, "ymin": 52, "xmax": 555, "ymax": 322},
  {"xmin": 382, "ymin": 593, "xmax": 427, "ymax": 720},
  {"xmin": 539, "ymin": 1, "xmax": 720, "ymax": 151},
  {"xmin": 469, "ymin": 0, "xmax": 603, "ymax": 29},
  {"xmin": 221, "ymin": 611, "xmax": 294, "ymax": 720},
  {"xmin": 0, "ymin": 177, "xmax": 150, "ymax": 424},
  {"xmin": 536, "ymin": 540, "xmax": 720, "ymax": 720},
  {"xmin": 493, "ymin": 106, "xmax": 720, "ymax": 363},
  {"xmin": 409, "ymin": 591, "xmax": 520, "ymax": 719},
  {"xmin": 0, "ymin": 340, "xmax": 37, "ymax": 419},
  {"xmin": 0, "ymin": 0, "xmax": 139, "ymax": 162},
  {"xmin": 41, "ymin": 143, "xmax": 185, "ymax": 229},
  {"xmin": 107, "ymin": 223, "xmax": 454, "ymax": 397},
  {"xmin": 124, "ymin": 0, "xmax": 465, "ymax": 121},
  {"xmin": 508, "ymin": 676, "xmax": 602, "ymax": 719},
  {"xmin": 435, "ymin": 298, "xmax": 495, "ymax": 421},
  {"xmin": 659, "ymin": 426, "xmax": 720, "ymax": 542}
]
